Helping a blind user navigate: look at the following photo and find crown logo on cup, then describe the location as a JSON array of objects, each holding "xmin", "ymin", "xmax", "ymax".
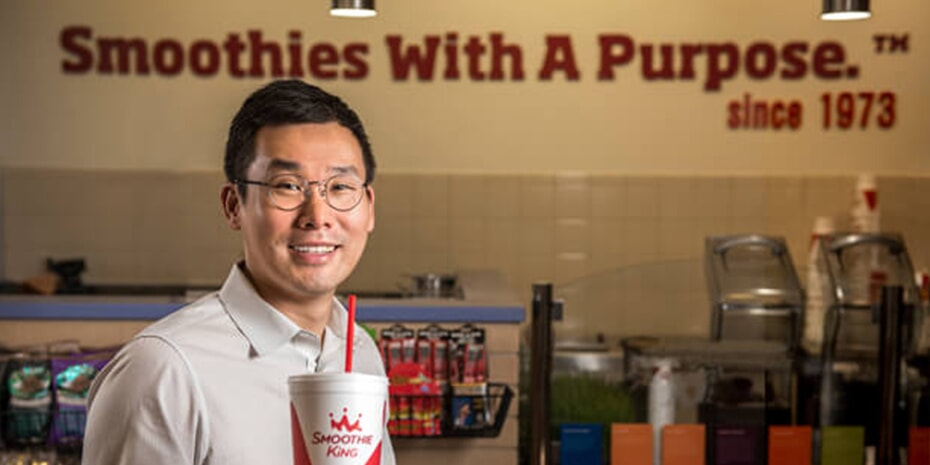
[{"xmin": 329, "ymin": 408, "xmax": 362, "ymax": 432}]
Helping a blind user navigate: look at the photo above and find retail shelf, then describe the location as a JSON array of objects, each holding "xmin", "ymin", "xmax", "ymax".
[{"xmin": 0, "ymin": 297, "xmax": 524, "ymax": 323}]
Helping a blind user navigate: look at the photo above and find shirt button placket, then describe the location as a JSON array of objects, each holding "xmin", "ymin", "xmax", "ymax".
[{"xmin": 293, "ymin": 332, "xmax": 318, "ymax": 372}]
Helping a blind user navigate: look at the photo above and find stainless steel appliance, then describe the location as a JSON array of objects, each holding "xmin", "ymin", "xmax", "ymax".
[
  {"xmin": 817, "ymin": 232, "xmax": 922, "ymax": 365},
  {"xmin": 705, "ymin": 234, "xmax": 804, "ymax": 352},
  {"xmin": 702, "ymin": 235, "xmax": 804, "ymax": 464},
  {"xmin": 814, "ymin": 232, "xmax": 924, "ymax": 459}
]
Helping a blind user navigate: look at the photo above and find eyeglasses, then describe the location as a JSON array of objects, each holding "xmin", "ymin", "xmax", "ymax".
[{"xmin": 234, "ymin": 173, "xmax": 369, "ymax": 212}]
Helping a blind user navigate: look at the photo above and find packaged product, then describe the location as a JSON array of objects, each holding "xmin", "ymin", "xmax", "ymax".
[
  {"xmin": 449, "ymin": 325, "xmax": 487, "ymax": 383},
  {"xmin": 387, "ymin": 362, "xmax": 442, "ymax": 436},
  {"xmin": 48, "ymin": 350, "xmax": 114, "ymax": 446},
  {"xmin": 4, "ymin": 354, "xmax": 52, "ymax": 446},
  {"xmin": 415, "ymin": 324, "xmax": 450, "ymax": 383}
]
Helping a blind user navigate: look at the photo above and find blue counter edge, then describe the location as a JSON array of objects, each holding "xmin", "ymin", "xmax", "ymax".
[{"xmin": 0, "ymin": 301, "xmax": 525, "ymax": 323}]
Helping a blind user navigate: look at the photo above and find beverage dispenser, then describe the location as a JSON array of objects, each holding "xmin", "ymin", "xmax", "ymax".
[
  {"xmin": 705, "ymin": 234, "xmax": 805, "ymax": 352},
  {"xmin": 815, "ymin": 232, "xmax": 924, "ymax": 458}
]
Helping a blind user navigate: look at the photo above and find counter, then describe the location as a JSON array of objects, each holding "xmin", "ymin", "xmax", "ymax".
[
  {"xmin": 0, "ymin": 295, "xmax": 525, "ymax": 323},
  {"xmin": 0, "ymin": 292, "xmax": 525, "ymax": 465}
]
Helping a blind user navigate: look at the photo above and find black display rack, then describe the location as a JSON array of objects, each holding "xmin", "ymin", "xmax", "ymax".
[{"xmin": 389, "ymin": 382, "xmax": 513, "ymax": 439}]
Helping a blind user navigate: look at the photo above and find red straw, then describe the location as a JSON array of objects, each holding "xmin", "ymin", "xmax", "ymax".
[{"xmin": 345, "ymin": 294, "xmax": 356, "ymax": 373}]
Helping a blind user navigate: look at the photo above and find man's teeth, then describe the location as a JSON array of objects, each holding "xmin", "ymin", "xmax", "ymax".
[{"xmin": 291, "ymin": 245, "xmax": 336, "ymax": 254}]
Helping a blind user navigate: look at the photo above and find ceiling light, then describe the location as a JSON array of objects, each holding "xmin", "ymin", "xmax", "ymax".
[
  {"xmin": 331, "ymin": 0, "xmax": 377, "ymax": 18},
  {"xmin": 821, "ymin": 0, "xmax": 871, "ymax": 20}
]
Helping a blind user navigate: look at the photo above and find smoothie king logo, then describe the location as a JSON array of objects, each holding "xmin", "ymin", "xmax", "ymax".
[
  {"xmin": 329, "ymin": 408, "xmax": 362, "ymax": 432},
  {"xmin": 311, "ymin": 407, "xmax": 376, "ymax": 459}
]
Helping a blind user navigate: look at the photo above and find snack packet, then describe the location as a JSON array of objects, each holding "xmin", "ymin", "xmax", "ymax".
[
  {"xmin": 49, "ymin": 350, "xmax": 113, "ymax": 446},
  {"xmin": 4, "ymin": 354, "xmax": 52, "ymax": 446}
]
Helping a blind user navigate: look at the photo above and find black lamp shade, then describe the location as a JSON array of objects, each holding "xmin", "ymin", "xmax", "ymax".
[{"xmin": 822, "ymin": 0, "xmax": 871, "ymax": 20}]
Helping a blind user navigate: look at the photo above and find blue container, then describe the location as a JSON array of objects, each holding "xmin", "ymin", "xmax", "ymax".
[{"xmin": 560, "ymin": 423, "xmax": 604, "ymax": 465}]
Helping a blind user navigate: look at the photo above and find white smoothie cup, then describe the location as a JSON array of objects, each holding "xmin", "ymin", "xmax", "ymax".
[{"xmin": 289, "ymin": 372, "xmax": 389, "ymax": 465}]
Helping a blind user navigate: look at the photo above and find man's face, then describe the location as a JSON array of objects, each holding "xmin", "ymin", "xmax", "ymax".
[{"xmin": 222, "ymin": 122, "xmax": 375, "ymax": 307}]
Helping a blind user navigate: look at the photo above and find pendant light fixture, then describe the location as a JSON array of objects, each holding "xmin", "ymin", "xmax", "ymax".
[
  {"xmin": 331, "ymin": 0, "xmax": 377, "ymax": 18},
  {"xmin": 821, "ymin": 0, "xmax": 871, "ymax": 20}
]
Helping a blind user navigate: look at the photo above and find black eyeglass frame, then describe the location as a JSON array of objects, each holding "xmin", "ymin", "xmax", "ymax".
[{"xmin": 233, "ymin": 176, "xmax": 370, "ymax": 212}]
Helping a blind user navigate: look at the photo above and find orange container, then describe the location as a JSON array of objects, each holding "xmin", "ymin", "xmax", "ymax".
[
  {"xmin": 662, "ymin": 424, "xmax": 705, "ymax": 465},
  {"xmin": 768, "ymin": 426, "xmax": 812, "ymax": 465},
  {"xmin": 610, "ymin": 424, "xmax": 652, "ymax": 465}
]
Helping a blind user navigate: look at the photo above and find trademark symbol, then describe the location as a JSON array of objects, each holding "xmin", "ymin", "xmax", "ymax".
[{"xmin": 872, "ymin": 34, "xmax": 909, "ymax": 53}]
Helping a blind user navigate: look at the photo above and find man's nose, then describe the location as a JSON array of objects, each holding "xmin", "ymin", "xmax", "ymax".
[{"xmin": 296, "ymin": 186, "xmax": 331, "ymax": 229}]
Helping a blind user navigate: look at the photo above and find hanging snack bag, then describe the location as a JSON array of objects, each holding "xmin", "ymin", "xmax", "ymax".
[
  {"xmin": 49, "ymin": 349, "xmax": 114, "ymax": 446},
  {"xmin": 4, "ymin": 353, "xmax": 52, "ymax": 446},
  {"xmin": 381, "ymin": 325, "xmax": 416, "ymax": 434},
  {"xmin": 379, "ymin": 324, "xmax": 416, "ymax": 373},
  {"xmin": 415, "ymin": 324, "xmax": 450, "ymax": 384},
  {"xmin": 450, "ymin": 324, "xmax": 488, "ymax": 383},
  {"xmin": 463, "ymin": 326, "xmax": 487, "ymax": 383},
  {"xmin": 448, "ymin": 325, "xmax": 467, "ymax": 383}
]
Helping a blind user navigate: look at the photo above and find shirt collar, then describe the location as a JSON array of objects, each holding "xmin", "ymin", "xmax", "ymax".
[{"xmin": 217, "ymin": 263, "xmax": 357, "ymax": 357}]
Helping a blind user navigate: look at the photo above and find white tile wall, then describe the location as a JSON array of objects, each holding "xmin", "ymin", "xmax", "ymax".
[{"xmin": 6, "ymin": 168, "xmax": 930, "ymax": 342}]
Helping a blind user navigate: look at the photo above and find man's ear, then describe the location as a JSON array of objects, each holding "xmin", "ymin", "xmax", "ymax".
[
  {"xmin": 365, "ymin": 185, "xmax": 375, "ymax": 233},
  {"xmin": 221, "ymin": 184, "xmax": 242, "ymax": 231}
]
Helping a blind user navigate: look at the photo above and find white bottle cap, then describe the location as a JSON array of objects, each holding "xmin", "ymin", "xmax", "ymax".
[
  {"xmin": 654, "ymin": 358, "xmax": 675, "ymax": 371},
  {"xmin": 856, "ymin": 173, "xmax": 877, "ymax": 192},
  {"xmin": 813, "ymin": 216, "xmax": 835, "ymax": 236}
]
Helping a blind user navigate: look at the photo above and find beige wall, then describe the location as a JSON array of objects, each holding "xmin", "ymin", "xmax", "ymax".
[
  {"xmin": 5, "ymin": 168, "xmax": 930, "ymax": 343},
  {"xmin": 1, "ymin": 0, "xmax": 928, "ymax": 175},
  {"xmin": 1, "ymin": 5, "xmax": 926, "ymax": 464}
]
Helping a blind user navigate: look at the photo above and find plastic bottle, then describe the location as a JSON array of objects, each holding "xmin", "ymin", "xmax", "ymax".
[
  {"xmin": 916, "ymin": 269, "xmax": 930, "ymax": 354},
  {"xmin": 851, "ymin": 173, "xmax": 879, "ymax": 233},
  {"xmin": 648, "ymin": 359, "xmax": 675, "ymax": 465},
  {"xmin": 803, "ymin": 216, "xmax": 834, "ymax": 354},
  {"xmin": 849, "ymin": 174, "xmax": 886, "ymax": 304}
]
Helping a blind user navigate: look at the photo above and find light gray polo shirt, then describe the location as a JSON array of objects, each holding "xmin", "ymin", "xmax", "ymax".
[{"xmin": 82, "ymin": 264, "xmax": 394, "ymax": 465}]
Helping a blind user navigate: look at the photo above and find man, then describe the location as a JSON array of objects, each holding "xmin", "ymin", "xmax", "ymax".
[{"xmin": 82, "ymin": 79, "xmax": 394, "ymax": 465}]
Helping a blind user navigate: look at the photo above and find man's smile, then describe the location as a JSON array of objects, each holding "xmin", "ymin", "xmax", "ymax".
[{"xmin": 288, "ymin": 244, "xmax": 338, "ymax": 254}]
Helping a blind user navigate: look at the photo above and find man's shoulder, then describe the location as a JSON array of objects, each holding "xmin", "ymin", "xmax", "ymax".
[{"xmin": 139, "ymin": 291, "xmax": 228, "ymax": 340}]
